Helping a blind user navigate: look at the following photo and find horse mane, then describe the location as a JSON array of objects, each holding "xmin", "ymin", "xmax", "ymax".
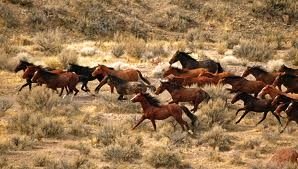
[
  {"xmin": 142, "ymin": 93, "xmax": 161, "ymax": 107},
  {"xmin": 177, "ymin": 51, "xmax": 197, "ymax": 62},
  {"xmin": 69, "ymin": 63, "xmax": 91, "ymax": 69},
  {"xmin": 281, "ymin": 73, "xmax": 297, "ymax": 79},
  {"xmin": 251, "ymin": 66, "xmax": 268, "ymax": 73}
]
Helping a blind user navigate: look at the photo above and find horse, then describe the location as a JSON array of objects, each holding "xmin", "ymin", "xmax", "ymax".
[
  {"xmin": 271, "ymin": 94, "xmax": 297, "ymax": 107},
  {"xmin": 155, "ymin": 79, "xmax": 210, "ymax": 112},
  {"xmin": 169, "ymin": 51, "xmax": 224, "ymax": 73},
  {"xmin": 242, "ymin": 66, "xmax": 281, "ymax": 84},
  {"xmin": 278, "ymin": 65, "xmax": 298, "ymax": 76},
  {"xmin": 32, "ymin": 68, "xmax": 79, "ymax": 96},
  {"xmin": 130, "ymin": 93, "xmax": 197, "ymax": 132},
  {"xmin": 67, "ymin": 63, "xmax": 114, "ymax": 93},
  {"xmin": 231, "ymin": 92, "xmax": 282, "ymax": 126},
  {"xmin": 163, "ymin": 67, "xmax": 208, "ymax": 78},
  {"xmin": 258, "ymin": 85, "xmax": 298, "ymax": 99},
  {"xmin": 280, "ymin": 101, "xmax": 298, "ymax": 133},
  {"xmin": 92, "ymin": 64, "xmax": 151, "ymax": 93},
  {"xmin": 199, "ymin": 71, "xmax": 234, "ymax": 84},
  {"xmin": 167, "ymin": 75, "xmax": 217, "ymax": 87},
  {"xmin": 273, "ymin": 73, "xmax": 298, "ymax": 93},
  {"xmin": 98, "ymin": 74, "xmax": 156, "ymax": 100},
  {"xmin": 219, "ymin": 76, "xmax": 266, "ymax": 96}
]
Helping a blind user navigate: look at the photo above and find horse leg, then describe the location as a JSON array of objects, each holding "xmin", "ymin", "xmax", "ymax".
[
  {"xmin": 132, "ymin": 115, "xmax": 146, "ymax": 130},
  {"xmin": 192, "ymin": 97, "xmax": 204, "ymax": 112},
  {"xmin": 18, "ymin": 82, "xmax": 30, "ymax": 92},
  {"xmin": 235, "ymin": 108, "xmax": 246, "ymax": 116},
  {"xmin": 150, "ymin": 119, "xmax": 157, "ymax": 131},
  {"xmin": 59, "ymin": 87, "xmax": 64, "ymax": 97},
  {"xmin": 280, "ymin": 119, "xmax": 291, "ymax": 133},
  {"xmin": 235, "ymin": 110, "xmax": 249, "ymax": 124},
  {"xmin": 109, "ymin": 84, "xmax": 114, "ymax": 93},
  {"xmin": 256, "ymin": 111, "xmax": 268, "ymax": 126},
  {"xmin": 175, "ymin": 116, "xmax": 189, "ymax": 131},
  {"xmin": 272, "ymin": 112, "xmax": 282, "ymax": 126}
]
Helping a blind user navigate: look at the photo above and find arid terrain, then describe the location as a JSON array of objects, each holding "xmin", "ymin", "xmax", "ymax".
[{"xmin": 0, "ymin": 0, "xmax": 298, "ymax": 169}]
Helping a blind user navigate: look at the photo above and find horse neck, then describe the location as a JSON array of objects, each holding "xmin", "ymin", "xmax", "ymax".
[
  {"xmin": 102, "ymin": 66, "xmax": 115, "ymax": 75},
  {"xmin": 139, "ymin": 99, "xmax": 155, "ymax": 112},
  {"xmin": 240, "ymin": 95, "xmax": 255, "ymax": 104},
  {"xmin": 165, "ymin": 85, "xmax": 182, "ymax": 93},
  {"xmin": 251, "ymin": 69, "xmax": 267, "ymax": 80},
  {"xmin": 179, "ymin": 56, "xmax": 197, "ymax": 67}
]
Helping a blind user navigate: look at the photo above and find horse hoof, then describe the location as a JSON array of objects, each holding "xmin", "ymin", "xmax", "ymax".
[{"xmin": 187, "ymin": 130, "xmax": 194, "ymax": 135}]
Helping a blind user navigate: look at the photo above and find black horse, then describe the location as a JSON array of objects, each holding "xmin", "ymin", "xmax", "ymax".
[
  {"xmin": 231, "ymin": 92, "xmax": 282, "ymax": 126},
  {"xmin": 273, "ymin": 73, "xmax": 298, "ymax": 93},
  {"xmin": 98, "ymin": 74, "xmax": 156, "ymax": 100},
  {"xmin": 169, "ymin": 51, "xmax": 224, "ymax": 73},
  {"xmin": 67, "ymin": 63, "xmax": 114, "ymax": 93},
  {"xmin": 278, "ymin": 65, "xmax": 298, "ymax": 76}
]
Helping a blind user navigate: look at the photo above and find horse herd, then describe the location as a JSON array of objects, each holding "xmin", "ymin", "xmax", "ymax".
[{"xmin": 13, "ymin": 51, "xmax": 298, "ymax": 133}]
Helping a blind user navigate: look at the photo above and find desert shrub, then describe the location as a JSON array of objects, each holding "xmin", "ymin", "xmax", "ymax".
[
  {"xmin": 125, "ymin": 37, "xmax": 146, "ymax": 58},
  {"xmin": 8, "ymin": 0, "xmax": 33, "ymax": 7},
  {"xmin": 238, "ymin": 138, "xmax": 261, "ymax": 150},
  {"xmin": 102, "ymin": 144, "xmax": 142, "ymax": 163},
  {"xmin": 146, "ymin": 148, "xmax": 181, "ymax": 168},
  {"xmin": 34, "ymin": 155, "xmax": 51, "ymax": 167},
  {"xmin": 230, "ymin": 152, "xmax": 245, "ymax": 165},
  {"xmin": 58, "ymin": 49, "xmax": 78, "ymax": 68},
  {"xmin": 0, "ymin": 4, "xmax": 19, "ymax": 28},
  {"xmin": 287, "ymin": 48, "xmax": 298, "ymax": 65},
  {"xmin": 9, "ymin": 135, "xmax": 36, "ymax": 150},
  {"xmin": 147, "ymin": 42, "xmax": 169, "ymax": 57},
  {"xmin": 0, "ymin": 98, "xmax": 13, "ymax": 116},
  {"xmin": 67, "ymin": 122, "xmax": 90, "ymax": 137},
  {"xmin": 262, "ymin": 129, "xmax": 280, "ymax": 143},
  {"xmin": 34, "ymin": 29, "xmax": 65, "ymax": 55},
  {"xmin": 45, "ymin": 57, "xmax": 63, "ymax": 69},
  {"xmin": 217, "ymin": 43, "xmax": 227, "ymax": 55},
  {"xmin": 234, "ymin": 40, "xmax": 273, "ymax": 62},
  {"xmin": 40, "ymin": 118, "xmax": 65, "ymax": 138},
  {"xmin": 0, "ymin": 140, "xmax": 10, "ymax": 154},
  {"xmin": 170, "ymin": 0, "xmax": 201, "ymax": 9},
  {"xmin": 198, "ymin": 125, "xmax": 233, "ymax": 151},
  {"xmin": 95, "ymin": 124, "xmax": 124, "ymax": 147},
  {"xmin": 27, "ymin": 9, "xmax": 47, "ymax": 30},
  {"xmin": 45, "ymin": 156, "xmax": 93, "ymax": 169},
  {"xmin": 226, "ymin": 35, "xmax": 240, "ymax": 49},
  {"xmin": 64, "ymin": 142, "xmax": 91, "ymax": 155},
  {"xmin": 111, "ymin": 43, "xmax": 125, "ymax": 57},
  {"xmin": 0, "ymin": 48, "xmax": 19, "ymax": 71}
]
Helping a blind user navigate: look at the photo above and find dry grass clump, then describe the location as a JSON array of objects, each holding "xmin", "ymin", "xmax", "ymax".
[
  {"xmin": 45, "ymin": 57, "xmax": 63, "ymax": 69},
  {"xmin": 125, "ymin": 37, "xmax": 146, "ymax": 58},
  {"xmin": 64, "ymin": 142, "xmax": 91, "ymax": 156},
  {"xmin": 17, "ymin": 86, "xmax": 78, "ymax": 114},
  {"xmin": 111, "ymin": 43, "xmax": 125, "ymax": 58},
  {"xmin": 0, "ymin": 98, "xmax": 13, "ymax": 116},
  {"xmin": 234, "ymin": 40, "xmax": 273, "ymax": 62},
  {"xmin": 226, "ymin": 35, "xmax": 240, "ymax": 49},
  {"xmin": 146, "ymin": 148, "xmax": 181, "ymax": 168},
  {"xmin": 0, "ymin": 140, "xmax": 10, "ymax": 154},
  {"xmin": 9, "ymin": 135, "xmax": 36, "ymax": 150},
  {"xmin": 8, "ymin": 0, "xmax": 33, "ymax": 7},
  {"xmin": 43, "ymin": 156, "xmax": 93, "ymax": 169},
  {"xmin": 58, "ymin": 49, "xmax": 78, "ymax": 68},
  {"xmin": 170, "ymin": 0, "xmax": 201, "ymax": 10},
  {"xmin": 0, "ymin": 3, "xmax": 19, "ymax": 28},
  {"xmin": 34, "ymin": 29, "xmax": 65, "ymax": 55},
  {"xmin": 0, "ymin": 48, "xmax": 20, "ymax": 71},
  {"xmin": 217, "ymin": 43, "xmax": 227, "ymax": 55},
  {"xmin": 287, "ymin": 48, "xmax": 298, "ymax": 65},
  {"xmin": 67, "ymin": 122, "xmax": 90, "ymax": 138},
  {"xmin": 198, "ymin": 125, "xmax": 233, "ymax": 151},
  {"xmin": 34, "ymin": 155, "xmax": 51, "ymax": 167},
  {"xmin": 230, "ymin": 152, "xmax": 245, "ymax": 165},
  {"xmin": 147, "ymin": 42, "xmax": 169, "ymax": 58},
  {"xmin": 94, "ymin": 123, "xmax": 125, "ymax": 147}
]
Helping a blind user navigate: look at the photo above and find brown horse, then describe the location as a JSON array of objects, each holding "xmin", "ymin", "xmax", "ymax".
[
  {"xmin": 163, "ymin": 67, "xmax": 208, "ymax": 78},
  {"xmin": 273, "ymin": 73, "xmax": 298, "ymax": 93},
  {"xmin": 32, "ymin": 68, "xmax": 79, "ymax": 96},
  {"xmin": 280, "ymin": 102, "xmax": 298, "ymax": 133},
  {"xmin": 92, "ymin": 64, "xmax": 151, "ymax": 93},
  {"xmin": 278, "ymin": 65, "xmax": 298, "ymax": 76},
  {"xmin": 131, "ymin": 93, "xmax": 197, "ymax": 132},
  {"xmin": 258, "ymin": 85, "xmax": 298, "ymax": 99},
  {"xmin": 231, "ymin": 92, "xmax": 282, "ymax": 125},
  {"xmin": 199, "ymin": 71, "xmax": 234, "ymax": 84},
  {"xmin": 167, "ymin": 75, "xmax": 217, "ymax": 87},
  {"xmin": 155, "ymin": 80, "xmax": 210, "ymax": 112},
  {"xmin": 219, "ymin": 76, "xmax": 266, "ymax": 96},
  {"xmin": 242, "ymin": 66, "xmax": 281, "ymax": 84}
]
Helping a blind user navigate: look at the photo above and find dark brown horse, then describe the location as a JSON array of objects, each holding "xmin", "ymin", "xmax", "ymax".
[
  {"xmin": 32, "ymin": 68, "xmax": 79, "ymax": 96},
  {"xmin": 163, "ymin": 67, "xmax": 208, "ymax": 78},
  {"xmin": 169, "ymin": 51, "xmax": 224, "ymax": 73},
  {"xmin": 273, "ymin": 73, "xmax": 298, "ymax": 93},
  {"xmin": 155, "ymin": 80, "xmax": 210, "ymax": 112},
  {"xmin": 280, "ymin": 101, "xmax": 298, "ymax": 133},
  {"xmin": 258, "ymin": 85, "xmax": 298, "ymax": 99},
  {"xmin": 242, "ymin": 66, "xmax": 281, "ymax": 84},
  {"xmin": 15, "ymin": 60, "xmax": 40, "ymax": 91},
  {"xmin": 199, "ymin": 71, "xmax": 234, "ymax": 84},
  {"xmin": 231, "ymin": 92, "xmax": 282, "ymax": 125},
  {"xmin": 278, "ymin": 65, "xmax": 298, "ymax": 76},
  {"xmin": 92, "ymin": 64, "xmax": 151, "ymax": 93},
  {"xmin": 219, "ymin": 76, "xmax": 266, "ymax": 96},
  {"xmin": 131, "ymin": 93, "xmax": 197, "ymax": 132}
]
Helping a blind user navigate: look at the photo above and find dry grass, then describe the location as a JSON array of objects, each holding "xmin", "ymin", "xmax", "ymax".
[
  {"xmin": 287, "ymin": 48, "xmax": 298, "ymax": 65},
  {"xmin": 111, "ymin": 43, "xmax": 125, "ymax": 58},
  {"xmin": 0, "ymin": 98, "xmax": 13, "ymax": 116},
  {"xmin": 125, "ymin": 37, "xmax": 146, "ymax": 58},
  {"xmin": 34, "ymin": 29, "xmax": 65, "ymax": 55},
  {"xmin": 146, "ymin": 148, "xmax": 181, "ymax": 168},
  {"xmin": 58, "ymin": 49, "xmax": 78, "ymax": 68}
]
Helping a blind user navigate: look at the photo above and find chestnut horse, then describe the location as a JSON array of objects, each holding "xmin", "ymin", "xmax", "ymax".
[
  {"xmin": 155, "ymin": 80, "xmax": 210, "ymax": 112},
  {"xmin": 231, "ymin": 92, "xmax": 282, "ymax": 125},
  {"xmin": 169, "ymin": 51, "xmax": 224, "ymax": 73},
  {"xmin": 131, "ymin": 93, "xmax": 197, "ymax": 132},
  {"xmin": 219, "ymin": 76, "xmax": 266, "ymax": 96},
  {"xmin": 32, "ymin": 68, "xmax": 79, "ymax": 96},
  {"xmin": 278, "ymin": 65, "xmax": 298, "ymax": 76},
  {"xmin": 199, "ymin": 71, "xmax": 234, "ymax": 84},
  {"xmin": 167, "ymin": 75, "xmax": 217, "ymax": 87},
  {"xmin": 163, "ymin": 67, "xmax": 208, "ymax": 78},
  {"xmin": 273, "ymin": 73, "xmax": 298, "ymax": 93},
  {"xmin": 92, "ymin": 64, "xmax": 151, "ymax": 93},
  {"xmin": 242, "ymin": 66, "xmax": 281, "ymax": 84},
  {"xmin": 258, "ymin": 85, "xmax": 298, "ymax": 99}
]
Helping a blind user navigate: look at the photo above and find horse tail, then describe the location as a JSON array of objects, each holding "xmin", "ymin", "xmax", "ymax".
[
  {"xmin": 216, "ymin": 62, "xmax": 224, "ymax": 73},
  {"xmin": 137, "ymin": 70, "xmax": 151, "ymax": 85},
  {"xmin": 180, "ymin": 105, "xmax": 198, "ymax": 127}
]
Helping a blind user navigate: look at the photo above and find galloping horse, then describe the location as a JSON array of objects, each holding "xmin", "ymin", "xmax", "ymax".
[
  {"xmin": 231, "ymin": 92, "xmax": 282, "ymax": 125},
  {"xmin": 131, "ymin": 93, "xmax": 197, "ymax": 132},
  {"xmin": 155, "ymin": 80, "xmax": 210, "ymax": 112},
  {"xmin": 163, "ymin": 67, "xmax": 208, "ymax": 78},
  {"xmin": 167, "ymin": 75, "xmax": 217, "ymax": 87},
  {"xmin": 242, "ymin": 66, "xmax": 281, "ymax": 84},
  {"xmin": 273, "ymin": 73, "xmax": 298, "ymax": 93},
  {"xmin": 92, "ymin": 64, "xmax": 151, "ymax": 93},
  {"xmin": 278, "ymin": 65, "xmax": 298, "ymax": 76},
  {"xmin": 169, "ymin": 51, "xmax": 224, "ymax": 73},
  {"xmin": 67, "ymin": 63, "xmax": 113, "ymax": 93},
  {"xmin": 14, "ymin": 60, "xmax": 40, "ymax": 91},
  {"xmin": 219, "ymin": 76, "xmax": 266, "ymax": 96},
  {"xmin": 99, "ymin": 75, "xmax": 156, "ymax": 100},
  {"xmin": 199, "ymin": 71, "xmax": 234, "ymax": 84},
  {"xmin": 32, "ymin": 68, "xmax": 79, "ymax": 96},
  {"xmin": 258, "ymin": 85, "xmax": 298, "ymax": 99},
  {"xmin": 280, "ymin": 102, "xmax": 298, "ymax": 133}
]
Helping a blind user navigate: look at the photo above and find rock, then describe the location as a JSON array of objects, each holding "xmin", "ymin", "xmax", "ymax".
[{"xmin": 267, "ymin": 148, "xmax": 298, "ymax": 169}]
